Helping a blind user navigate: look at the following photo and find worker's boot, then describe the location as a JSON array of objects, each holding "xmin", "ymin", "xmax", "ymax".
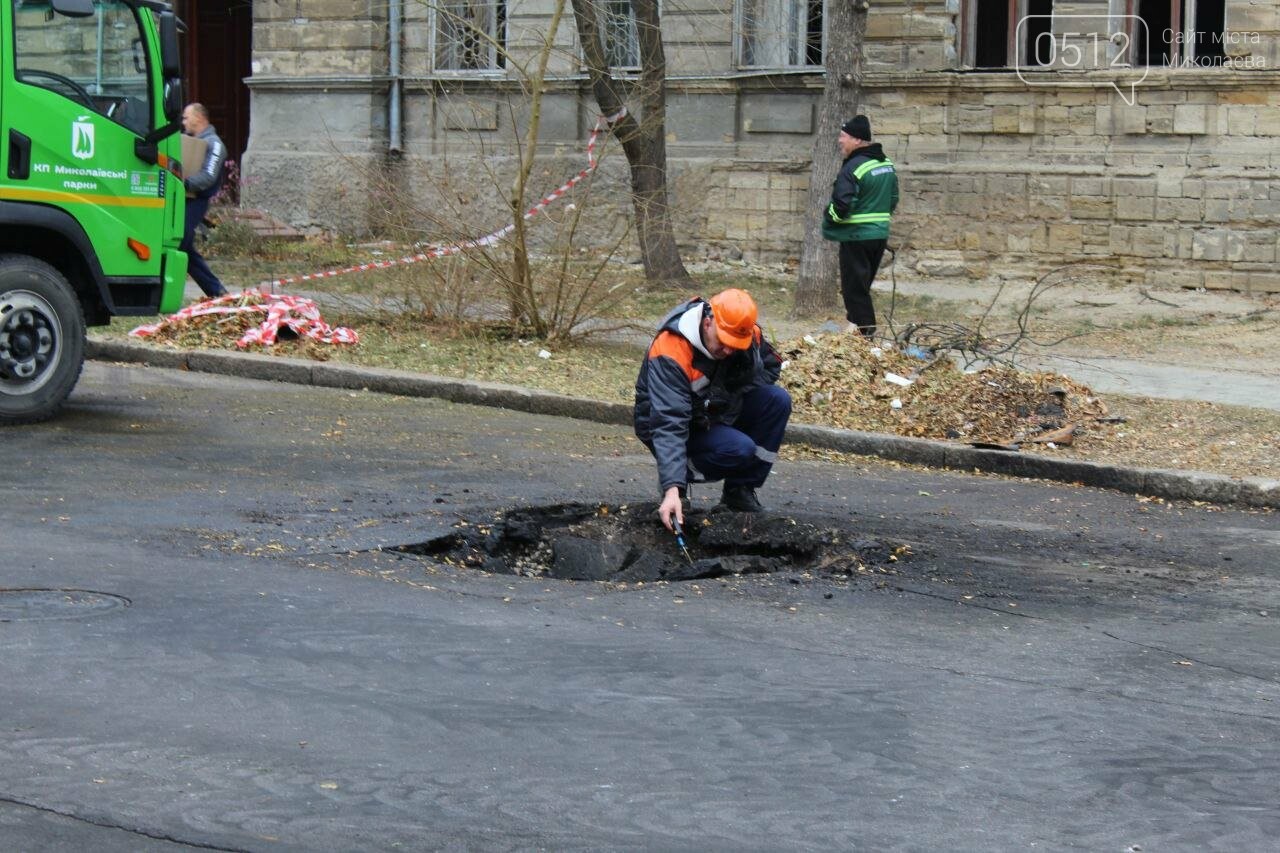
[{"xmin": 720, "ymin": 484, "xmax": 764, "ymax": 513}]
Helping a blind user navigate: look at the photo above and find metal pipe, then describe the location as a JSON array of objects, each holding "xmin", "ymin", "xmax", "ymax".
[
  {"xmin": 94, "ymin": 5, "xmax": 105, "ymax": 94},
  {"xmin": 388, "ymin": 0, "xmax": 403, "ymax": 153}
]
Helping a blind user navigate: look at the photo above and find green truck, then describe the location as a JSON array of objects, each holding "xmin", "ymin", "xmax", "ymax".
[{"xmin": 0, "ymin": 0, "xmax": 186, "ymax": 424}]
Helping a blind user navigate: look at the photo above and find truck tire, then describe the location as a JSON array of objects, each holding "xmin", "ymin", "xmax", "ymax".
[{"xmin": 0, "ymin": 255, "xmax": 86, "ymax": 425}]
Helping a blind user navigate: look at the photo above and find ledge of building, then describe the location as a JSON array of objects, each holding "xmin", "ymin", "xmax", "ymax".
[{"xmin": 245, "ymin": 67, "xmax": 1280, "ymax": 96}]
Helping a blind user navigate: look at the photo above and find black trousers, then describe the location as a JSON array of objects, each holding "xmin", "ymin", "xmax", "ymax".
[
  {"xmin": 838, "ymin": 239, "xmax": 887, "ymax": 337},
  {"xmin": 181, "ymin": 195, "xmax": 227, "ymax": 298}
]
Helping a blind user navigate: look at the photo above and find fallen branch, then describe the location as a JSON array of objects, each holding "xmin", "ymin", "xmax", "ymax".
[{"xmin": 1139, "ymin": 288, "xmax": 1182, "ymax": 308}]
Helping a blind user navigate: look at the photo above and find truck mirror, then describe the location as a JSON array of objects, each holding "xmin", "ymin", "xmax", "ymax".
[
  {"xmin": 51, "ymin": 0, "xmax": 95, "ymax": 16},
  {"xmin": 163, "ymin": 78, "xmax": 183, "ymax": 122},
  {"xmin": 159, "ymin": 11, "xmax": 181, "ymax": 79}
]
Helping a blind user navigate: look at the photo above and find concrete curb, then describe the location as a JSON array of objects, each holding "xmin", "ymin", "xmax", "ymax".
[{"xmin": 87, "ymin": 338, "xmax": 1279, "ymax": 510}]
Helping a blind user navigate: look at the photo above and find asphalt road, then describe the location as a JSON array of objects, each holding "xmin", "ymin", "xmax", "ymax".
[{"xmin": 3, "ymin": 361, "xmax": 1279, "ymax": 852}]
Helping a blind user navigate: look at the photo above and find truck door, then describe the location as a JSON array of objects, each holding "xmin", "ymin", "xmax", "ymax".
[{"xmin": 1, "ymin": 0, "xmax": 169, "ymax": 286}]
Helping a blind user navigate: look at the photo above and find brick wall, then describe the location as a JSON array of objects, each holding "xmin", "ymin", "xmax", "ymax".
[
  {"xmin": 678, "ymin": 75, "xmax": 1279, "ymax": 294},
  {"xmin": 859, "ymin": 75, "xmax": 1280, "ymax": 293}
]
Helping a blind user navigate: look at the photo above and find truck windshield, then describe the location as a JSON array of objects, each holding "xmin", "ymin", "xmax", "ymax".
[{"xmin": 12, "ymin": 0, "xmax": 153, "ymax": 136}]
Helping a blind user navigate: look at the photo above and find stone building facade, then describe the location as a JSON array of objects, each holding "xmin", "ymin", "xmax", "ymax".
[{"xmin": 242, "ymin": 0, "xmax": 1280, "ymax": 292}]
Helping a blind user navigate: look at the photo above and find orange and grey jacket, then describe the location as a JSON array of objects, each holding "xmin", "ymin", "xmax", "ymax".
[{"xmin": 633, "ymin": 297, "xmax": 784, "ymax": 492}]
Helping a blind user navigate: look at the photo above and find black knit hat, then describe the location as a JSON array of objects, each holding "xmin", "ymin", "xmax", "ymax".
[{"xmin": 841, "ymin": 115, "xmax": 872, "ymax": 141}]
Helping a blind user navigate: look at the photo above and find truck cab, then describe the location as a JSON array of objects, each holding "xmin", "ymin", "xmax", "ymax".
[{"xmin": 0, "ymin": 0, "xmax": 186, "ymax": 424}]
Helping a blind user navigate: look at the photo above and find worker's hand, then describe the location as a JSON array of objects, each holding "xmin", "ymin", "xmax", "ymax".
[{"xmin": 658, "ymin": 486, "xmax": 684, "ymax": 532}]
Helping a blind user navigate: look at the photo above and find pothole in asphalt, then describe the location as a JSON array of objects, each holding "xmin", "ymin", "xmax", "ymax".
[
  {"xmin": 0, "ymin": 589, "xmax": 131, "ymax": 622},
  {"xmin": 387, "ymin": 502, "xmax": 904, "ymax": 582}
]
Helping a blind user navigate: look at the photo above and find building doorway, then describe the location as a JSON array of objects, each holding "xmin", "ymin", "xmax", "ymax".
[{"xmin": 176, "ymin": 1, "xmax": 252, "ymax": 171}]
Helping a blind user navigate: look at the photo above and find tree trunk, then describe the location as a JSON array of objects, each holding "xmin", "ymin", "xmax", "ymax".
[
  {"xmin": 569, "ymin": 0, "xmax": 690, "ymax": 286},
  {"xmin": 793, "ymin": 0, "xmax": 869, "ymax": 318},
  {"xmin": 630, "ymin": 143, "xmax": 687, "ymax": 283}
]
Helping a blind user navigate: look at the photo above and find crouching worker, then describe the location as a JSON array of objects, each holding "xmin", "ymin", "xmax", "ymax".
[{"xmin": 634, "ymin": 288, "xmax": 792, "ymax": 531}]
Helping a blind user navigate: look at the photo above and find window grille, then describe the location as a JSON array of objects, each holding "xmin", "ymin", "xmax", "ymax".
[
  {"xmin": 436, "ymin": 0, "xmax": 507, "ymax": 71},
  {"xmin": 737, "ymin": 0, "xmax": 824, "ymax": 68}
]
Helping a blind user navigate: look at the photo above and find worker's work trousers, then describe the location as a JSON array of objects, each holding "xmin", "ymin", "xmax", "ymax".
[
  {"xmin": 687, "ymin": 384, "xmax": 792, "ymax": 490},
  {"xmin": 182, "ymin": 195, "xmax": 228, "ymax": 299},
  {"xmin": 838, "ymin": 238, "xmax": 887, "ymax": 337}
]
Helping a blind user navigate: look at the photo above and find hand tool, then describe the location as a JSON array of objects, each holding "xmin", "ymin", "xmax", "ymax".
[{"xmin": 671, "ymin": 518, "xmax": 694, "ymax": 566}]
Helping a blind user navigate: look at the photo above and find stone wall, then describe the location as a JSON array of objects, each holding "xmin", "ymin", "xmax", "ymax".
[
  {"xmin": 240, "ymin": 0, "xmax": 1280, "ymax": 292},
  {"xmin": 837, "ymin": 74, "xmax": 1280, "ymax": 293}
]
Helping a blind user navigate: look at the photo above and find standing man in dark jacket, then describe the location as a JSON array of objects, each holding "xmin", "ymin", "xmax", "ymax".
[
  {"xmin": 634, "ymin": 288, "xmax": 792, "ymax": 531},
  {"xmin": 180, "ymin": 103, "xmax": 228, "ymax": 299},
  {"xmin": 822, "ymin": 114, "xmax": 898, "ymax": 338}
]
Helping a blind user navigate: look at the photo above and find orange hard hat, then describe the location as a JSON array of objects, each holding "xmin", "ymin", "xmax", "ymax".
[{"xmin": 709, "ymin": 288, "xmax": 757, "ymax": 350}]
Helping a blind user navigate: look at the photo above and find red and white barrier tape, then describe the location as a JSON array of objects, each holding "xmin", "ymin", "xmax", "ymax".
[
  {"xmin": 130, "ymin": 109, "xmax": 626, "ymax": 347},
  {"xmin": 129, "ymin": 290, "xmax": 359, "ymax": 348},
  {"xmin": 265, "ymin": 107, "xmax": 628, "ymax": 290}
]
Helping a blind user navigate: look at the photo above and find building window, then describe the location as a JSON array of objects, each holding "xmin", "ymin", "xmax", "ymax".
[
  {"xmin": 435, "ymin": 0, "xmax": 507, "ymax": 71},
  {"xmin": 599, "ymin": 0, "xmax": 641, "ymax": 68},
  {"xmin": 962, "ymin": 0, "xmax": 1053, "ymax": 68},
  {"xmin": 1130, "ymin": 0, "xmax": 1225, "ymax": 66},
  {"xmin": 737, "ymin": 0, "xmax": 824, "ymax": 68}
]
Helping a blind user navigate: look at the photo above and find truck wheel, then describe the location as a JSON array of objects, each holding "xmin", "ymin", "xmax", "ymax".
[{"xmin": 0, "ymin": 255, "xmax": 86, "ymax": 425}]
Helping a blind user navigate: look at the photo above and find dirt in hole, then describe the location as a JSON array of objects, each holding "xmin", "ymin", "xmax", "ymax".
[{"xmin": 391, "ymin": 502, "xmax": 905, "ymax": 582}]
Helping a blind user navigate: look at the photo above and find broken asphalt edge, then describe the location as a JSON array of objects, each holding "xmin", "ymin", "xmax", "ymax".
[{"xmin": 88, "ymin": 339, "xmax": 1280, "ymax": 511}]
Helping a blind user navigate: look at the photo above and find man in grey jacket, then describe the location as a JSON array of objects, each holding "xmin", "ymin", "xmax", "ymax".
[{"xmin": 180, "ymin": 103, "xmax": 228, "ymax": 298}]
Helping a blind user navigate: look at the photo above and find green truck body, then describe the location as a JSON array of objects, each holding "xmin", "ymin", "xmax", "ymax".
[{"xmin": 0, "ymin": 0, "xmax": 186, "ymax": 424}]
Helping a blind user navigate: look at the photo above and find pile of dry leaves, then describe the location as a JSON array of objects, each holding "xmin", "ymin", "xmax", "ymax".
[{"xmin": 780, "ymin": 333, "xmax": 1117, "ymax": 451}]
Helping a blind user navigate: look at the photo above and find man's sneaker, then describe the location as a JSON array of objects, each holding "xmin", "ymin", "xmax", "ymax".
[{"xmin": 720, "ymin": 484, "xmax": 764, "ymax": 513}]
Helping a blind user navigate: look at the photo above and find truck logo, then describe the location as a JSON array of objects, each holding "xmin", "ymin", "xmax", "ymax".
[{"xmin": 72, "ymin": 117, "xmax": 95, "ymax": 160}]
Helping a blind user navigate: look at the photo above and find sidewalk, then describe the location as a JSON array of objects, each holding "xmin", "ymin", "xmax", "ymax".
[{"xmin": 1023, "ymin": 355, "xmax": 1280, "ymax": 412}]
